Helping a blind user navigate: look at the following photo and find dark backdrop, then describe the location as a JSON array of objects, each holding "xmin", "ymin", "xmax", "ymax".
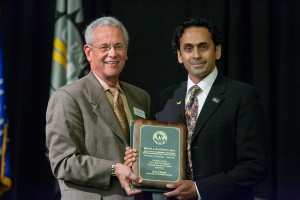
[{"xmin": 1, "ymin": 0, "xmax": 299, "ymax": 200}]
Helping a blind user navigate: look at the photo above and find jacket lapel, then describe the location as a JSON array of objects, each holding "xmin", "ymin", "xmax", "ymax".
[
  {"xmin": 119, "ymin": 81, "xmax": 146, "ymax": 120},
  {"xmin": 192, "ymin": 74, "xmax": 226, "ymax": 141},
  {"xmin": 86, "ymin": 72, "xmax": 128, "ymax": 142},
  {"xmin": 174, "ymin": 82, "xmax": 188, "ymax": 124},
  {"xmin": 126, "ymin": 97, "xmax": 142, "ymax": 120},
  {"xmin": 119, "ymin": 81, "xmax": 147, "ymax": 120}
]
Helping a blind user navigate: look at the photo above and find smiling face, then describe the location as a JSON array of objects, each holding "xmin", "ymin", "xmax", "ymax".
[
  {"xmin": 84, "ymin": 26, "xmax": 128, "ymax": 86},
  {"xmin": 177, "ymin": 26, "xmax": 221, "ymax": 83}
]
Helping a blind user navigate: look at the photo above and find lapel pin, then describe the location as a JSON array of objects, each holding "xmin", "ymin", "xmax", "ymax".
[
  {"xmin": 212, "ymin": 97, "xmax": 220, "ymax": 103},
  {"xmin": 176, "ymin": 101, "xmax": 182, "ymax": 105}
]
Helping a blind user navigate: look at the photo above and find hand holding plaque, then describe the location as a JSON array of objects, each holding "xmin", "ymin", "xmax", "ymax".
[{"xmin": 130, "ymin": 120, "xmax": 186, "ymax": 192}]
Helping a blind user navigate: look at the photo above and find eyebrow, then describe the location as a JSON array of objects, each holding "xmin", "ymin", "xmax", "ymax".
[
  {"xmin": 99, "ymin": 42, "xmax": 124, "ymax": 46},
  {"xmin": 183, "ymin": 42, "xmax": 208, "ymax": 46}
]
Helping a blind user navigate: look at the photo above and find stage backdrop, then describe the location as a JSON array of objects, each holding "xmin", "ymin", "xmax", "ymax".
[{"xmin": 1, "ymin": 0, "xmax": 299, "ymax": 200}]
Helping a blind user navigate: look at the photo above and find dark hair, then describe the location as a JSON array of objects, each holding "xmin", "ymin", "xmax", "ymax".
[{"xmin": 172, "ymin": 17, "xmax": 223, "ymax": 53}]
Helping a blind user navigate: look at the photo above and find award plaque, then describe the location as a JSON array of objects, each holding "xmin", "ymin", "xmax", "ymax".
[{"xmin": 130, "ymin": 120, "xmax": 186, "ymax": 192}]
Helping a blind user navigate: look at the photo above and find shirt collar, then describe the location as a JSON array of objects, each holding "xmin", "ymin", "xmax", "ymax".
[
  {"xmin": 187, "ymin": 67, "xmax": 218, "ymax": 94},
  {"xmin": 92, "ymin": 71, "xmax": 124, "ymax": 94}
]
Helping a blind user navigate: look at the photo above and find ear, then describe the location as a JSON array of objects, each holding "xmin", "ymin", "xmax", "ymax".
[
  {"xmin": 177, "ymin": 50, "xmax": 183, "ymax": 63},
  {"xmin": 125, "ymin": 47, "xmax": 128, "ymax": 61},
  {"xmin": 84, "ymin": 44, "xmax": 92, "ymax": 62},
  {"xmin": 215, "ymin": 44, "xmax": 221, "ymax": 60}
]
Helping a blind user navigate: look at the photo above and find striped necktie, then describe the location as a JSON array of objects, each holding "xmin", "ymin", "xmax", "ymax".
[
  {"xmin": 185, "ymin": 85, "xmax": 201, "ymax": 180},
  {"xmin": 109, "ymin": 87, "xmax": 129, "ymax": 142}
]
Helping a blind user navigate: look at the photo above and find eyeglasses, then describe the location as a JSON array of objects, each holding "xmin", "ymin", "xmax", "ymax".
[{"xmin": 88, "ymin": 44, "xmax": 126, "ymax": 52}]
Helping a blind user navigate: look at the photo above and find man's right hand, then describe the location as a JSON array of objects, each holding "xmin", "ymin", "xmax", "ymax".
[{"xmin": 114, "ymin": 162, "xmax": 142, "ymax": 196}]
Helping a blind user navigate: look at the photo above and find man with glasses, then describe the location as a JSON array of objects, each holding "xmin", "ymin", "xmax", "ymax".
[{"xmin": 46, "ymin": 16, "xmax": 151, "ymax": 200}]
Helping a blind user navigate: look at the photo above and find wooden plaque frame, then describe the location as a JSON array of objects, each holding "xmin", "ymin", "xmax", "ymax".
[{"xmin": 130, "ymin": 120, "xmax": 186, "ymax": 192}]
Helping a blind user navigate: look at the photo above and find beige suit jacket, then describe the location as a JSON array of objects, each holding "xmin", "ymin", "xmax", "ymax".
[{"xmin": 46, "ymin": 71, "xmax": 151, "ymax": 200}]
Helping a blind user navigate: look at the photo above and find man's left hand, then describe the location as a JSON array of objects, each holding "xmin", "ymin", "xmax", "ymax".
[{"xmin": 164, "ymin": 180, "xmax": 198, "ymax": 200}]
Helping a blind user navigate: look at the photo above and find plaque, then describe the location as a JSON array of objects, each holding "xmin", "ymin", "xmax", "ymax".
[{"xmin": 130, "ymin": 120, "xmax": 186, "ymax": 192}]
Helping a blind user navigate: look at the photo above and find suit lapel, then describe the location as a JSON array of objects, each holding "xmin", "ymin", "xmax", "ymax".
[
  {"xmin": 126, "ymin": 97, "xmax": 142, "ymax": 120},
  {"xmin": 119, "ymin": 81, "xmax": 145, "ymax": 120},
  {"xmin": 192, "ymin": 74, "xmax": 226, "ymax": 141},
  {"xmin": 174, "ymin": 82, "xmax": 188, "ymax": 124},
  {"xmin": 86, "ymin": 72, "xmax": 128, "ymax": 142}
]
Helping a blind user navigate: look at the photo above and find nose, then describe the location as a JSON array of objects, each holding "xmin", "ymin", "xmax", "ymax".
[
  {"xmin": 193, "ymin": 47, "xmax": 201, "ymax": 59},
  {"xmin": 107, "ymin": 46, "xmax": 117, "ymax": 57}
]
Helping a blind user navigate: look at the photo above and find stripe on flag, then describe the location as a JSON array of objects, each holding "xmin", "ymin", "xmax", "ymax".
[{"xmin": 50, "ymin": 0, "xmax": 88, "ymax": 95}]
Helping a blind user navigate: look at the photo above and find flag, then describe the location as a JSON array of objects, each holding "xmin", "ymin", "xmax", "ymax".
[
  {"xmin": 50, "ymin": 0, "xmax": 88, "ymax": 95},
  {"xmin": 0, "ymin": 25, "xmax": 12, "ymax": 196}
]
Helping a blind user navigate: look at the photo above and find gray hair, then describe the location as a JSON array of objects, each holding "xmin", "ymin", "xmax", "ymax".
[{"xmin": 84, "ymin": 16, "xmax": 129, "ymax": 46}]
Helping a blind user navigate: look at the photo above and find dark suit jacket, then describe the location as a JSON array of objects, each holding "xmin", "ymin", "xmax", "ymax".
[
  {"xmin": 155, "ymin": 73, "xmax": 267, "ymax": 200},
  {"xmin": 46, "ymin": 71, "xmax": 151, "ymax": 200}
]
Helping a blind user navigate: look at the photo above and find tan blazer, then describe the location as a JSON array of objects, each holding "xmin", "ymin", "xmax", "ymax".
[{"xmin": 46, "ymin": 71, "xmax": 151, "ymax": 200}]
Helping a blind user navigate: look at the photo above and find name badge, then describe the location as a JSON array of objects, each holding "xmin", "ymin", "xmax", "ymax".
[{"xmin": 133, "ymin": 107, "xmax": 146, "ymax": 119}]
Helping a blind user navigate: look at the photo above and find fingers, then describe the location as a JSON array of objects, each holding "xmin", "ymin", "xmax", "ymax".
[
  {"xmin": 116, "ymin": 163, "xmax": 143, "ymax": 196},
  {"xmin": 164, "ymin": 189, "xmax": 178, "ymax": 198},
  {"xmin": 115, "ymin": 163, "xmax": 142, "ymax": 185},
  {"xmin": 124, "ymin": 158, "xmax": 133, "ymax": 167},
  {"xmin": 126, "ymin": 168, "xmax": 143, "ymax": 184},
  {"xmin": 166, "ymin": 182, "xmax": 180, "ymax": 189},
  {"xmin": 122, "ymin": 175, "xmax": 142, "ymax": 196},
  {"xmin": 124, "ymin": 155, "xmax": 136, "ymax": 167},
  {"xmin": 125, "ymin": 147, "xmax": 137, "ymax": 156},
  {"xmin": 164, "ymin": 182, "xmax": 180, "ymax": 197},
  {"xmin": 124, "ymin": 147, "xmax": 137, "ymax": 167},
  {"xmin": 164, "ymin": 180, "xmax": 197, "ymax": 199},
  {"xmin": 125, "ymin": 146, "xmax": 131, "ymax": 152},
  {"xmin": 124, "ymin": 153, "xmax": 136, "ymax": 162},
  {"xmin": 124, "ymin": 187, "xmax": 142, "ymax": 196}
]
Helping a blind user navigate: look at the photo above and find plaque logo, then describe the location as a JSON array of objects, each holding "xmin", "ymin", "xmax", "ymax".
[{"xmin": 153, "ymin": 131, "xmax": 168, "ymax": 145}]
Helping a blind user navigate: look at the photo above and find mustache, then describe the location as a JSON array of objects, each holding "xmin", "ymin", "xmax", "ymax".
[{"xmin": 190, "ymin": 60, "xmax": 205, "ymax": 65}]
